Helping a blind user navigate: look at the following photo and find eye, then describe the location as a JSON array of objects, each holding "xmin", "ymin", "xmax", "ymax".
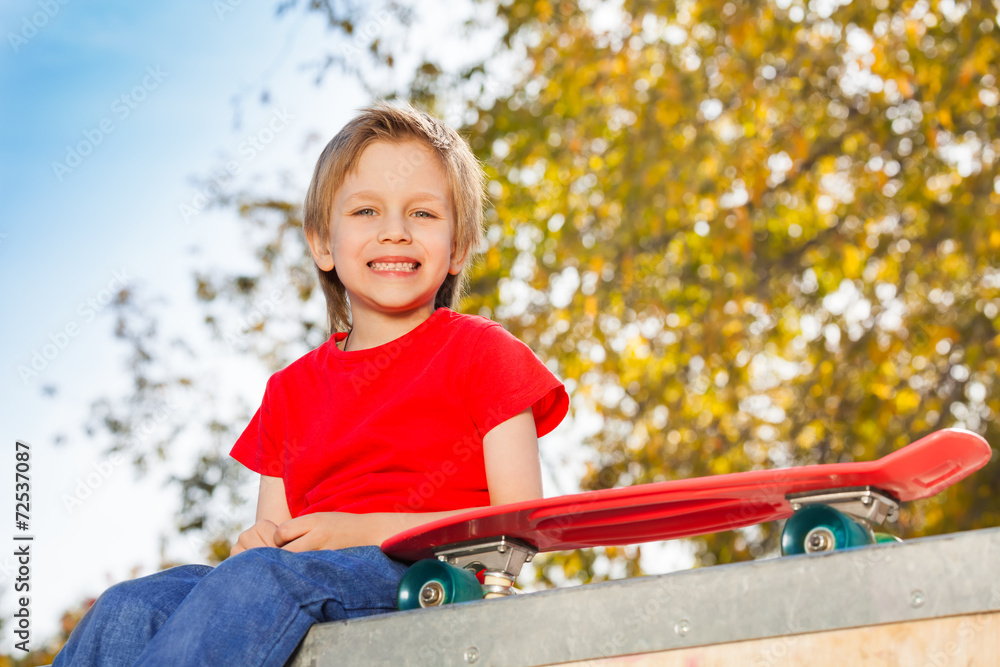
[
  {"xmin": 412, "ymin": 210, "xmax": 436, "ymax": 218},
  {"xmin": 352, "ymin": 207, "xmax": 377, "ymax": 216}
]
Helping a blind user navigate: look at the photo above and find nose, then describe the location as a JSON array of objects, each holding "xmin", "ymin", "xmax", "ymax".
[{"xmin": 377, "ymin": 212, "xmax": 412, "ymax": 244}]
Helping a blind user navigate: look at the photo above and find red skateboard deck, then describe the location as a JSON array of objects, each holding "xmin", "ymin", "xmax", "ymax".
[{"xmin": 382, "ymin": 428, "xmax": 992, "ymax": 561}]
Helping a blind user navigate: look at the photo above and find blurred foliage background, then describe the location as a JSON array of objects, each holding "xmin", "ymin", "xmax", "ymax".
[{"xmin": 23, "ymin": 0, "xmax": 1000, "ymax": 660}]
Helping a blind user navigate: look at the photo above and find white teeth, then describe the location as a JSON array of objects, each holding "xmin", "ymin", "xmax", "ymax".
[{"xmin": 369, "ymin": 262, "xmax": 418, "ymax": 272}]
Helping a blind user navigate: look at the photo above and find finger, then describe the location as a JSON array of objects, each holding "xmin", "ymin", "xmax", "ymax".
[
  {"xmin": 278, "ymin": 534, "xmax": 314, "ymax": 553},
  {"xmin": 273, "ymin": 517, "xmax": 310, "ymax": 548},
  {"xmin": 234, "ymin": 534, "xmax": 259, "ymax": 553},
  {"xmin": 231, "ymin": 531, "xmax": 261, "ymax": 557},
  {"xmin": 279, "ymin": 527, "xmax": 330, "ymax": 553},
  {"xmin": 255, "ymin": 520, "xmax": 279, "ymax": 547}
]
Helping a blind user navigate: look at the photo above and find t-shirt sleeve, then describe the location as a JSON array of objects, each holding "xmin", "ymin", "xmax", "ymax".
[
  {"xmin": 465, "ymin": 323, "xmax": 569, "ymax": 438},
  {"xmin": 229, "ymin": 381, "xmax": 284, "ymax": 478}
]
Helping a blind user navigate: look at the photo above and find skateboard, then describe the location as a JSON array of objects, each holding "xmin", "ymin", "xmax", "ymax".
[{"xmin": 382, "ymin": 428, "xmax": 992, "ymax": 609}]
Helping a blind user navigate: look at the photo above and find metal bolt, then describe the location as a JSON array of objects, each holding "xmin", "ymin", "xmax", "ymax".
[
  {"xmin": 805, "ymin": 527, "xmax": 836, "ymax": 553},
  {"xmin": 910, "ymin": 590, "xmax": 926, "ymax": 608},
  {"xmin": 419, "ymin": 582, "xmax": 445, "ymax": 607},
  {"xmin": 674, "ymin": 619, "xmax": 691, "ymax": 637},
  {"xmin": 464, "ymin": 647, "xmax": 480, "ymax": 663},
  {"xmin": 861, "ymin": 496, "xmax": 872, "ymax": 505}
]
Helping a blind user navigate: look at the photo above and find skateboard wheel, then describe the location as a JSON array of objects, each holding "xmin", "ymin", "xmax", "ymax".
[
  {"xmin": 397, "ymin": 559, "xmax": 483, "ymax": 611},
  {"xmin": 874, "ymin": 532, "xmax": 903, "ymax": 544},
  {"xmin": 781, "ymin": 505, "xmax": 873, "ymax": 556}
]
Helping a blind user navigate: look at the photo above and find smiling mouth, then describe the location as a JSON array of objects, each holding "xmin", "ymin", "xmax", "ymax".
[{"xmin": 368, "ymin": 261, "xmax": 419, "ymax": 272}]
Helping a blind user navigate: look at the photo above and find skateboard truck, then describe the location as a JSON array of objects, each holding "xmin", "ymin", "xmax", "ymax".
[
  {"xmin": 786, "ymin": 486, "xmax": 900, "ymax": 525},
  {"xmin": 434, "ymin": 537, "xmax": 537, "ymax": 598},
  {"xmin": 396, "ymin": 537, "xmax": 539, "ymax": 609},
  {"xmin": 783, "ymin": 486, "xmax": 900, "ymax": 555}
]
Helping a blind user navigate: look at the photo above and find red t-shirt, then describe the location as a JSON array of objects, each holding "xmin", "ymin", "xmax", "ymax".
[{"xmin": 230, "ymin": 308, "xmax": 569, "ymax": 517}]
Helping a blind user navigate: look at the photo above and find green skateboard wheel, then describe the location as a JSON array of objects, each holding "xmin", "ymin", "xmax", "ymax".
[
  {"xmin": 781, "ymin": 505, "xmax": 874, "ymax": 555},
  {"xmin": 874, "ymin": 531, "xmax": 903, "ymax": 544},
  {"xmin": 397, "ymin": 559, "xmax": 483, "ymax": 610}
]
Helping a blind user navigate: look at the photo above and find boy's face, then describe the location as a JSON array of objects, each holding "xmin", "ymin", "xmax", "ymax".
[{"xmin": 307, "ymin": 139, "xmax": 465, "ymax": 327}]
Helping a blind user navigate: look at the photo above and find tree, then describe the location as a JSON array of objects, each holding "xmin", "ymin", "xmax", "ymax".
[{"xmin": 85, "ymin": 0, "xmax": 1000, "ymax": 583}]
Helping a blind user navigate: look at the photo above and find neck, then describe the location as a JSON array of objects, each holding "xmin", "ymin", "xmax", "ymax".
[{"xmin": 343, "ymin": 308, "xmax": 440, "ymax": 351}]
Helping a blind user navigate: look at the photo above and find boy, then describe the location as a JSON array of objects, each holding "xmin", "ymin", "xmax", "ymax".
[{"xmin": 55, "ymin": 103, "xmax": 568, "ymax": 666}]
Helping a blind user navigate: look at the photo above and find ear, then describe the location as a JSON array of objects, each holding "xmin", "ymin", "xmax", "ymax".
[
  {"xmin": 448, "ymin": 242, "xmax": 470, "ymax": 275},
  {"xmin": 306, "ymin": 226, "xmax": 335, "ymax": 271}
]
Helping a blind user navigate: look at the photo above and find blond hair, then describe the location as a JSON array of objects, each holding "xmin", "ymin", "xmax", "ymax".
[{"xmin": 304, "ymin": 102, "xmax": 486, "ymax": 333}]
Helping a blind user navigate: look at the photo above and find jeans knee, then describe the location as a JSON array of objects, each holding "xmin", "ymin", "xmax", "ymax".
[
  {"xmin": 87, "ymin": 579, "xmax": 161, "ymax": 631},
  {"xmin": 218, "ymin": 546, "xmax": 290, "ymax": 573},
  {"xmin": 209, "ymin": 548, "xmax": 286, "ymax": 588},
  {"xmin": 93, "ymin": 565, "xmax": 209, "ymax": 627},
  {"xmin": 100, "ymin": 578, "xmax": 148, "ymax": 608},
  {"xmin": 191, "ymin": 548, "xmax": 289, "ymax": 608}
]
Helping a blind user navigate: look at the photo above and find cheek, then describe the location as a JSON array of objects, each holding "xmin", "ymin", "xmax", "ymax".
[
  {"xmin": 431, "ymin": 228, "xmax": 457, "ymax": 254},
  {"xmin": 331, "ymin": 228, "xmax": 364, "ymax": 255}
]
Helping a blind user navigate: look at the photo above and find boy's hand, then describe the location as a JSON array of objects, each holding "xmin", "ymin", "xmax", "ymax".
[
  {"xmin": 230, "ymin": 519, "xmax": 280, "ymax": 557},
  {"xmin": 273, "ymin": 512, "xmax": 375, "ymax": 552}
]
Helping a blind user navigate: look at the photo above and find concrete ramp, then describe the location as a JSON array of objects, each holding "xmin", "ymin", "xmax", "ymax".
[{"xmin": 289, "ymin": 527, "xmax": 1000, "ymax": 666}]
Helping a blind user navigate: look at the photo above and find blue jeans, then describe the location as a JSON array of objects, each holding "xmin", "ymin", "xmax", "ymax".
[{"xmin": 54, "ymin": 546, "xmax": 407, "ymax": 666}]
